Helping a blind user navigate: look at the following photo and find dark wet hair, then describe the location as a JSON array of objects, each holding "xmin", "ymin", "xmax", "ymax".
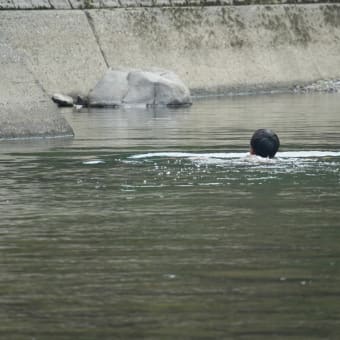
[{"xmin": 250, "ymin": 129, "xmax": 280, "ymax": 158}]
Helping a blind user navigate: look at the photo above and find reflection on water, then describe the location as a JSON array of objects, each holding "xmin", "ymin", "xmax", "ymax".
[{"xmin": 1, "ymin": 93, "xmax": 340, "ymax": 339}]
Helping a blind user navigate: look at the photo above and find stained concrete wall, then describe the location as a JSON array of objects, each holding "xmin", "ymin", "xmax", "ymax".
[
  {"xmin": 0, "ymin": 10, "xmax": 107, "ymax": 96},
  {"xmin": 1, "ymin": 4, "xmax": 340, "ymax": 96},
  {"xmin": 87, "ymin": 4, "xmax": 340, "ymax": 94},
  {"xmin": 0, "ymin": 42, "xmax": 74, "ymax": 139},
  {"xmin": 0, "ymin": 0, "xmax": 338, "ymax": 9},
  {"xmin": 1, "ymin": 3, "xmax": 340, "ymax": 138}
]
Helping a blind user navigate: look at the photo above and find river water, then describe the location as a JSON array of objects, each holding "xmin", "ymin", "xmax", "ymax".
[{"xmin": 1, "ymin": 93, "xmax": 340, "ymax": 339}]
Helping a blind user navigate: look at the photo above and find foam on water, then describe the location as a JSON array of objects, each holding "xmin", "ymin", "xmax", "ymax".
[
  {"xmin": 278, "ymin": 151, "xmax": 340, "ymax": 158},
  {"xmin": 129, "ymin": 151, "xmax": 340, "ymax": 162},
  {"xmin": 82, "ymin": 159, "xmax": 105, "ymax": 165},
  {"xmin": 129, "ymin": 152, "xmax": 247, "ymax": 159}
]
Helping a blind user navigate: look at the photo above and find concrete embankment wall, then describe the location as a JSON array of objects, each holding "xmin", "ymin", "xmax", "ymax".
[
  {"xmin": 0, "ymin": 41, "xmax": 74, "ymax": 139},
  {"xmin": 1, "ymin": 2, "xmax": 340, "ymax": 96},
  {"xmin": 1, "ymin": 1, "xmax": 340, "ymax": 138}
]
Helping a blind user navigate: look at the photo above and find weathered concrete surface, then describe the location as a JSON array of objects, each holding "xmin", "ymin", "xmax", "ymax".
[
  {"xmin": 88, "ymin": 4, "xmax": 340, "ymax": 95},
  {"xmin": 0, "ymin": 42, "xmax": 74, "ymax": 139},
  {"xmin": 49, "ymin": 0, "xmax": 72, "ymax": 9},
  {"xmin": 1, "ymin": 4, "xmax": 340, "ymax": 96},
  {"xmin": 12, "ymin": 0, "xmax": 51, "ymax": 9},
  {"xmin": 0, "ymin": 10, "xmax": 107, "ymax": 96},
  {"xmin": 0, "ymin": 5, "xmax": 340, "ymax": 95},
  {"xmin": 2, "ymin": 4, "xmax": 340, "ymax": 139},
  {"xmin": 0, "ymin": 0, "xmax": 336, "ymax": 9}
]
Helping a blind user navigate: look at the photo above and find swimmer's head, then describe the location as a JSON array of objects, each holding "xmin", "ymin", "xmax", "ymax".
[{"xmin": 250, "ymin": 129, "xmax": 280, "ymax": 158}]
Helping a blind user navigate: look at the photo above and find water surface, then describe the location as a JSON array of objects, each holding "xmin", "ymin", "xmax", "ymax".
[{"xmin": 1, "ymin": 93, "xmax": 340, "ymax": 339}]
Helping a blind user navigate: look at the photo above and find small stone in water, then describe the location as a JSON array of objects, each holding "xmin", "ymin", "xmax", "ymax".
[{"xmin": 52, "ymin": 93, "xmax": 74, "ymax": 107}]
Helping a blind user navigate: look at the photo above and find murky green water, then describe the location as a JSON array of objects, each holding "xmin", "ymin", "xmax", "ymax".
[{"xmin": 1, "ymin": 93, "xmax": 340, "ymax": 339}]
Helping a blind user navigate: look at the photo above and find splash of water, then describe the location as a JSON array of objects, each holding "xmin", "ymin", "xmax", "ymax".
[{"xmin": 129, "ymin": 151, "xmax": 340, "ymax": 161}]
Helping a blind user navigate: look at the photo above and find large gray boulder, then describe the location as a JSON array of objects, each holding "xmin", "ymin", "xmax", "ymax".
[
  {"xmin": 88, "ymin": 68, "xmax": 192, "ymax": 108},
  {"xmin": 88, "ymin": 69, "xmax": 128, "ymax": 107}
]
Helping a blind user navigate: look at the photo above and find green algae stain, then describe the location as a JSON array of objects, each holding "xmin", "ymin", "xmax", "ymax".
[
  {"xmin": 288, "ymin": 12, "xmax": 312, "ymax": 46},
  {"xmin": 323, "ymin": 5, "xmax": 340, "ymax": 28},
  {"xmin": 169, "ymin": 7, "xmax": 204, "ymax": 31}
]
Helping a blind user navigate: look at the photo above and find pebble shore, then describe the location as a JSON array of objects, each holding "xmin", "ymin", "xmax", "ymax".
[{"xmin": 292, "ymin": 79, "xmax": 340, "ymax": 93}]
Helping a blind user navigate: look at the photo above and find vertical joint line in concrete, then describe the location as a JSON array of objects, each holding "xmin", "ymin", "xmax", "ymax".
[
  {"xmin": 85, "ymin": 11, "xmax": 110, "ymax": 69},
  {"xmin": 26, "ymin": 61, "xmax": 49, "ymax": 95}
]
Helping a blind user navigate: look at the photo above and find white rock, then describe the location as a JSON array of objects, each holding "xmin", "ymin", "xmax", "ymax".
[
  {"xmin": 52, "ymin": 93, "xmax": 74, "ymax": 107},
  {"xmin": 88, "ymin": 68, "xmax": 192, "ymax": 108},
  {"xmin": 88, "ymin": 69, "xmax": 129, "ymax": 107}
]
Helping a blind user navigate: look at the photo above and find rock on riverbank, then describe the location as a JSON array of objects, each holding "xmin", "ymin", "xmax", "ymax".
[{"xmin": 88, "ymin": 69, "xmax": 192, "ymax": 108}]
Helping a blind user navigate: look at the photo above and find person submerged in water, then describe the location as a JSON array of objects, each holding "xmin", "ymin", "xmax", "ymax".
[{"xmin": 250, "ymin": 129, "xmax": 280, "ymax": 158}]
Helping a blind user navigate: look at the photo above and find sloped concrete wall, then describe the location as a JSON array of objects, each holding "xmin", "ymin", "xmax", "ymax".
[
  {"xmin": 1, "ymin": 4, "xmax": 340, "ymax": 96},
  {"xmin": 87, "ymin": 4, "xmax": 340, "ymax": 94},
  {"xmin": 1, "ymin": 3, "xmax": 340, "ymax": 138},
  {"xmin": 0, "ymin": 10, "xmax": 107, "ymax": 96},
  {"xmin": 0, "ymin": 42, "xmax": 74, "ymax": 139},
  {"xmin": 0, "ymin": 0, "xmax": 336, "ymax": 9}
]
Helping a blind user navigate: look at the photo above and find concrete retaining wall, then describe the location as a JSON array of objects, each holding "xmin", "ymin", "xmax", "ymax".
[
  {"xmin": 0, "ymin": 10, "xmax": 107, "ymax": 96},
  {"xmin": 88, "ymin": 4, "xmax": 340, "ymax": 94},
  {"xmin": 0, "ymin": 42, "xmax": 74, "ymax": 139},
  {"xmin": 1, "ymin": 3, "xmax": 340, "ymax": 138},
  {"xmin": 1, "ymin": 4, "xmax": 340, "ymax": 96},
  {"xmin": 1, "ymin": 0, "xmax": 339, "ymax": 9}
]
